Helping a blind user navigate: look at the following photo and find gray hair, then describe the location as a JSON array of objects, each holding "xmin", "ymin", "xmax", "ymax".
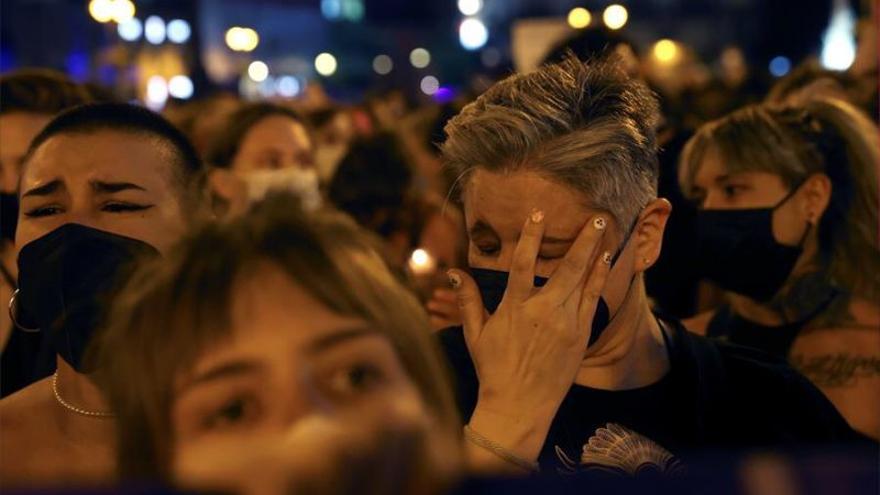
[{"xmin": 441, "ymin": 54, "xmax": 660, "ymax": 233}]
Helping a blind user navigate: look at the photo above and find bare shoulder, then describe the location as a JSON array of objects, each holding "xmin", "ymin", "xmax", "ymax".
[
  {"xmin": 682, "ymin": 310, "xmax": 717, "ymax": 336},
  {"xmin": 0, "ymin": 378, "xmax": 58, "ymax": 480}
]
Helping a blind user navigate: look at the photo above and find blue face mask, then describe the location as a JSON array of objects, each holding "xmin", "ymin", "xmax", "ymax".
[{"xmin": 469, "ymin": 225, "xmax": 636, "ymax": 348}]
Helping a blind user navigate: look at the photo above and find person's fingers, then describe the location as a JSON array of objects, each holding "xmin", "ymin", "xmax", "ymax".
[
  {"xmin": 506, "ymin": 210, "xmax": 545, "ymax": 302},
  {"xmin": 448, "ymin": 269, "xmax": 485, "ymax": 348},
  {"xmin": 542, "ymin": 215, "xmax": 607, "ymax": 301},
  {"xmin": 431, "ymin": 288, "xmax": 458, "ymax": 304},
  {"xmin": 577, "ymin": 250, "xmax": 613, "ymax": 346},
  {"xmin": 426, "ymin": 299, "xmax": 457, "ymax": 317}
]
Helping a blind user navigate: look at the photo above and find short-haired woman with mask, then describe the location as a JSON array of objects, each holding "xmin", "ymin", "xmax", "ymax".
[
  {"xmin": 679, "ymin": 97, "xmax": 880, "ymax": 439},
  {"xmin": 437, "ymin": 55, "xmax": 865, "ymax": 476},
  {"xmin": 93, "ymin": 195, "xmax": 461, "ymax": 494},
  {"xmin": 0, "ymin": 103, "xmax": 204, "ymax": 486}
]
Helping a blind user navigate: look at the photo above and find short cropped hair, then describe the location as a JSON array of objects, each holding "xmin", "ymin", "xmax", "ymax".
[
  {"xmin": 0, "ymin": 68, "xmax": 92, "ymax": 115},
  {"xmin": 206, "ymin": 102, "xmax": 307, "ymax": 169},
  {"xmin": 25, "ymin": 102, "xmax": 204, "ymax": 204},
  {"xmin": 442, "ymin": 54, "xmax": 660, "ymax": 233}
]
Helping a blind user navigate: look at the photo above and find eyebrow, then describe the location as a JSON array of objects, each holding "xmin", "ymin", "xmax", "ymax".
[
  {"xmin": 179, "ymin": 360, "xmax": 264, "ymax": 394},
  {"xmin": 306, "ymin": 326, "xmax": 379, "ymax": 355},
  {"xmin": 22, "ymin": 179, "xmax": 63, "ymax": 198},
  {"xmin": 712, "ymin": 174, "xmax": 731, "ymax": 185},
  {"xmin": 91, "ymin": 180, "xmax": 147, "ymax": 194}
]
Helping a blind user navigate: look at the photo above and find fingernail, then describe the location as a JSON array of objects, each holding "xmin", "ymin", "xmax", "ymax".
[
  {"xmin": 593, "ymin": 217, "xmax": 607, "ymax": 230},
  {"xmin": 448, "ymin": 271, "xmax": 462, "ymax": 289},
  {"xmin": 602, "ymin": 251, "xmax": 612, "ymax": 264},
  {"xmin": 530, "ymin": 209, "xmax": 544, "ymax": 224}
]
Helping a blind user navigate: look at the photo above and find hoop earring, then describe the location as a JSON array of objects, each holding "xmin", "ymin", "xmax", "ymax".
[{"xmin": 8, "ymin": 289, "xmax": 39, "ymax": 333}]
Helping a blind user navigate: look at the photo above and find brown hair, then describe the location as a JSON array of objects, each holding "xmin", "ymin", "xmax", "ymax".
[
  {"xmin": 0, "ymin": 68, "xmax": 92, "ymax": 115},
  {"xmin": 679, "ymin": 97, "xmax": 880, "ymax": 323},
  {"xmin": 92, "ymin": 194, "xmax": 460, "ymax": 480},
  {"xmin": 205, "ymin": 102, "xmax": 308, "ymax": 169},
  {"xmin": 441, "ymin": 53, "xmax": 660, "ymax": 234}
]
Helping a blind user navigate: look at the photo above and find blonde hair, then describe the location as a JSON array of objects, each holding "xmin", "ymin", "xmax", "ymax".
[
  {"xmin": 91, "ymin": 194, "xmax": 460, "ymax": 480},
  {"xmin": 680, "ymin": 97, "xmax": 880, "ymax": 322}
]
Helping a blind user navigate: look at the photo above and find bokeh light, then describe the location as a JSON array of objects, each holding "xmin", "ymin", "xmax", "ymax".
[
  {"xmin": 373, "ymin": 54, "xmax": 393, "ymax": 75},
  {"xmin": 769, "ymin": 56, "xmax": 792, "ymax": 77},
  {"xmin": 567, "ymin": 8, "xmax": 592, "ymax": 29},
  {"xmin": 410, "ymin": 48, "xmax": 431, "ymax": 68},
  {"xmin": 603, "ymin": 4, "xmax": 629, "ymax": 30},
  {"xmin": 88, "ymin": 0, "xmax": 114, "ymax": 23},
  {"xmin": 653, "ymin": 39, "xmax": 679, "ymax": 63},
  {"xmin": 117, "ymin": 18, "xmax": 142, "ymax": 41},
  {"xmin": 420, "ymin": 75, "xmax": 440, "ymax": 95},
  {"xmin": 146, "ymin": 75, "xmax": 168, "ymax": 110},
  {"xmin": 248, "ymin": 60, "xmax": 269, "ymax": 82},
  {"xmin": 144, "ymin": 16, "xmax": 166, "ymax": 45},
  {"xmin": 315, "ymin": 53, "xmax": 338, "ymax": 76},
  {"xmin": 225, "ymin": 27, "xmax": 259, "ymax": 52},
  {"xmin": 168, "ymin": 75, "xmax": 194, "ymax": 99},
  {"xmin": 459, "ymin": 18, "xmax": 488, "ymax": 51},
  {"xmin": 167, "ymin": 19, "xmax": 191, "ymax": 44},
  {"xmin": 111, "ymin": 0, "xmax": 135, "ymax": 23},
  {"xmin": 276, "ymin": 76, "xmax": 301, "ymax": 97},
  {"xmin": 457, "ymin": 0, "xmax": 483, "ymax": 16}
]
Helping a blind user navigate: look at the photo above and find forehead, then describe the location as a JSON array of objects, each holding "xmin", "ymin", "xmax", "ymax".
[
  {"xmin": 21, "ymin": 130, "xmax": 176, "ymax": 189},
  {"xmin": 239, "ymin": 115, "xmax": 310, "ymax": 150},
  {"xmin": 464, "ymin": 168, "xmax": 597, "ymax": 238},
  {"xmin": 218, "ymin": 265, "xmax": 369, "ymax": 355},
  {"xmin": 0, "ymin": 112, "xmax": 52, "ymax": 151}
]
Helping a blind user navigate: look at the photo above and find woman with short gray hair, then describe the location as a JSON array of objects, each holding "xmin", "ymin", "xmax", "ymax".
[{"xmin": 437, "ymin": 54, "xmax": 865, "ymax": 476}]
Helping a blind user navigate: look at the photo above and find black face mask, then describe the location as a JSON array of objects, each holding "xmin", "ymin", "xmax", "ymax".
[
  {"xmin": 470, "ymin": 268, "xmax": 613, "ymax": 347},
  {"xmin": 696, "ymin": 186, "xmax": 809, "ymax": 302},
  {"xmin": 15, "ymin": 224, "xmax": 159, "ymax": 372},
  {"xmin": 470, "ymin": 226, "xmax": 636, "ymax": 348},
  {"xmin": 1, "ymin": 192, "xmax": 18, "ymax": 242}
]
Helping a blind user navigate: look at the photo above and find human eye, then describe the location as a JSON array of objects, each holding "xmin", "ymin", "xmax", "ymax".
[
  {"xmin": 471, "ymin": 241, "xmax": 500, "ymax": 257},
  {"xmin": 24, "ymin": 204, "xmax": 64, "ymax": 218},
  {"xmin": 101, "ymin": 202, "xmax": 155, "ymax": 214},
  {"xmin": 201, "ymin": 395, "xmax": 261, "ymax": 432},
  {"xmin": 317, "ymin": 361, "xmax": 390, "ymax": 404},
  {"xmin": 722, "ymin": 184, "xmax": 749, "ymax": 199}
]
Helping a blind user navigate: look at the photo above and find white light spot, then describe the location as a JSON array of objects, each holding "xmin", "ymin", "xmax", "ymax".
[
  {"xmin": 457, "ymin": 0, "xmax": 482, "ymax": 16},
  {"xmin": 276, "ymin": 76, "xmax": 301, "ymax": 97},
  {"xmin": 117, "ymin": 17, "xmax": 142, "ymax": 41},
  {"xmin": 248, "ymin": 60, "xmax": 269, "ymax": 82},
  {"xmin": 168, "ymin": 75, "xmax": 194, "ymax": 99},
  {"xmin": 459, "ymin": 18, "xmax": 489, "ymax": 51},
  {"xmin": 821, "ymin": 4, "xmax": 856, "ymax": 71},
  {"xmin": 144, "ymin": 16, "xmax": 166, "ymax": 45},
  {"xmin": 146, "ymin": 75, "xmax": 168, "ymax": 110},
  {"xmin": 420, "ymin": 75, "xmax": 440, "ymax": 95},
  {"xmin": 167, "ymin": 19, "xmax": 191, "ymax": 44},
  {"xmin": 410, "ymin": 48, "xmax": 431, "ymax": 68},
  {"xmin": 315, "ymin": 53, "xmax": 338, "ymax": 77}
]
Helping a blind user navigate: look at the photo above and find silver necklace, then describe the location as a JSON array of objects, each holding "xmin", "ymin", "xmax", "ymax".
[{"xmin": 51, "ymin": 372, "xmax": 115, "ymax": 418}]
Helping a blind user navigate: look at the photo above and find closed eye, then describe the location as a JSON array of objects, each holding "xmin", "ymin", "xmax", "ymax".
[
  {"xmin": 24, "ymin": 205, "xmax": 64, "ymax": 218},
  {"xmin": 101, "ymin": 202, "xmax": 154, "ymax": 213}
]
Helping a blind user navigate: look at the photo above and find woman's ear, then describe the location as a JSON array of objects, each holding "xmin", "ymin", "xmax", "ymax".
[
  {"xmin": 634, "ymin": 198, "xmax": 672, "ymax": 273},
  {"xmin": 799, "ymin": 173, "xmax": 832, "ymax": 225},
  {"xmin": 208, "ymin": 168, "xmax": 248, "ymax": 218}
]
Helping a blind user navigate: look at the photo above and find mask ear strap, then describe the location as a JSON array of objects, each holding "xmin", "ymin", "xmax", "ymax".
[
  {"xmin": 772, "ymin": 179, "xmax": 807, "ymax": 210},
  {"xmin": 608, "ymin": 216, "xmax": 641, "ymax": 267}
]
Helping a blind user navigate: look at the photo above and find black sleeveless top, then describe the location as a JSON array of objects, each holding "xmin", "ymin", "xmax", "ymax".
[{"xmin": 706, "ymin": 306, "xmax": 804, "ymax": 359}]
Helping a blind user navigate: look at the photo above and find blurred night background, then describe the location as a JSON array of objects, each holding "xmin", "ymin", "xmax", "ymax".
[{"xmin": 0, "ymin": 0, "xmax": 874, "ymax": 109}]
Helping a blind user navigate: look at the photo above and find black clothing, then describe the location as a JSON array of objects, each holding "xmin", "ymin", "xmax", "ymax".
[
  {"xmin": 706, "ymin": 305, "xmax": 806, "ymax": 358},
  {"xmin": 438, "ymin": 316, "xmax": 865, "ymax": 474}
]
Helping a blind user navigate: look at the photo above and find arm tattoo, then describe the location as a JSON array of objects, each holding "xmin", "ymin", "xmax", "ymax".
[{"xmin": 790, "ymin": 353, "xmax": 880, "ymax": 388}]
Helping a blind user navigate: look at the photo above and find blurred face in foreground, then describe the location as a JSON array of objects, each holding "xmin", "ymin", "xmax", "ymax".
[{"xmin": 171, "ymin": 264, "xmax": 455, "ymax": 494}]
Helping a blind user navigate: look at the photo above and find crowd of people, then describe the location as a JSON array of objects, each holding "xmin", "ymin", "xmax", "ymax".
[{"xmin": 0, "ymin": 23, "xmax": 877, "ymax": 494}]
